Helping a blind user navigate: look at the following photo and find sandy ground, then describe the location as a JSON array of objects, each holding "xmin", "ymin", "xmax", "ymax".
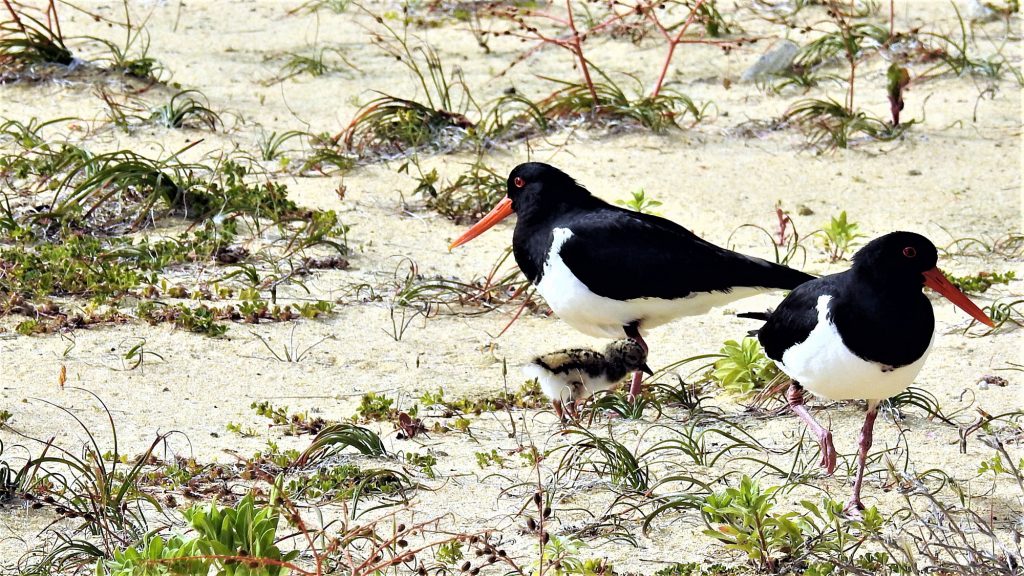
[{"xmin": 0, "ymin": 0, "xmax": 1022, "ymax": 572}]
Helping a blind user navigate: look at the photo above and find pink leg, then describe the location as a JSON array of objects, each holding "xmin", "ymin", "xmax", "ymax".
[
  {"xmin": 623, "ymin": 322, "xmax": 648, "ymax": 401},
  {"xmin": 845, "ymin": 400, "xmax": 880, "ymax": 516},
  {"xmin": 552, "ymin": 400, "xmax": 566, "ymax": 423},
  {"xmin": 565, "ymin": 400, "xmax": 581, "ymax": 422},
  {"xmin": 787, "ymin": 382, "xmax": 837, "ymax": 474}
]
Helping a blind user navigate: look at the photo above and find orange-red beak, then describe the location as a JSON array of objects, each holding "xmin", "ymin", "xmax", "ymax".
[
  {"xmin": 448, "ymin": 196, "xmax": 514, "ymax": 250},
  {"xmin": 922, "ymin": 267, "xmax": 994, "ymax": 327}
]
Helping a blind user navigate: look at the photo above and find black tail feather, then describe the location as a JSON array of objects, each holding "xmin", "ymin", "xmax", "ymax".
[{"xmin": 737, "ymin": 309, "xmax": 773, "ymax": 337}]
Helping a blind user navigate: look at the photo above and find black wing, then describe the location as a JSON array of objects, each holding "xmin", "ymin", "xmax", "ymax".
[
  {"xmin": 755, "ymin": 277, "xmax": 836, "ymax": 362},
  {"xmin": 557, "ymin": 205, "xmax": 814, "ymax": 301}
]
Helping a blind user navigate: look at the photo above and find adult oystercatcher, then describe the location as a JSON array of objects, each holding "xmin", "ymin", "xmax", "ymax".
[
  {"xmin": 524, "ymin": 339, "xmax": 653, "ymax": 421},
  {"xmin": 751, "ymin": 231, "xmax": 994, "ymax": 513},
  {"xmin": 449, "ymin": 162, "xmax": 814, "ymax": 399}
]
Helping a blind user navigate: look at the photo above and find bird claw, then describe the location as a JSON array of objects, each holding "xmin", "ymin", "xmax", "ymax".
[
  {"xmin": 818, "ymin": 429, "xmax": 837, "ymax": 475},
  {"xmin": 843, "ymin": 499, "xmax": 865, "ymax": 518}
]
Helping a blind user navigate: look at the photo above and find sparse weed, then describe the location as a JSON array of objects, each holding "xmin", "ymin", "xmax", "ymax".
[
  {"xmin": 728, "ymin": 206, "xmax": 811, "ymax": 268},
  {"xmin": 270, "ymin": 44, "xmax": 356, "ymax": 84},
  {"xmin": 356, "ymin": 392, "xmax": 397, "ymax": 422},
  {"xmin": 818, "ymin": 210, "xmax": 864, "ymax": 262},
  {"xmin": 342, "ymin": 15, "xmax": 479, "ymax": 157},
  {"xmin": 701, "ymin": 475, "xmax": 888, "ymax": 573},
  {"xmin": 404, "ymin": 452, "xmax": 438, "ymax": 478},
  {"xmin": 785, "ymin": 97, "xmax": 909, "ymax": 150},
  {"xmin": 297, "ymin": 422, "xmax": 389, "ymax": 464},
  {"xmin": 0, "ymin": 1, "xmax": 73, "ymax": 76},
  {"xmin": 474, "ymin": 449, "xmax": 508, "ymax": 469},
  {"xmin": 711, "ymin": 338, "xmax": 779, "ymax": 396},
  {"xmin": 920, "ymin": 3, "xmax": 1023, "ymax": 84},
  {"xmin": 251, "ymin": 326, "xmax": 334, "ymax": 363},
  {"xmin": 968, "ymin": 297, "xmax": 1024, "ymax": 335},
  {"xmin": 403, "ymin": 155, "xmax": 505, "ymax": 224},
  {"xmin": 536, "ymin": 75, "xmax": 708, "ymax": 132},
  {"xmin": 944, "ymin": 270, "xmax": 1016, "ymax": 294},
  {"xmin": 616, "ymin": 189, "xmax": 663, "ymax": 215},
  {"xmin": 256, "ymin": 129, "xmax": 308, "ymax": 162},
  {"xmin": 149, "ymin": 89, "xmax": 222, "ymax": 130}
]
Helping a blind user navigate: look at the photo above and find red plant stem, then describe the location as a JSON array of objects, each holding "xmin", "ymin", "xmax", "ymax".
[
  {"xmin": 563, "ymin": 0, "xmax": 598, "ymax": 105},
  {"xmin": 46, "ymin": 0, "xmax": 61, "ymax": 40},
  {"xmin": 3, "ymin": 0, "xmax": 28, "ymax": 35},
  {"xmin": 650, "ymin": 0, "xmax": 707, "ymax": 99},
  {"xmin": 497, "ymin": 285, "xmax": 533, "ymax": 338}
]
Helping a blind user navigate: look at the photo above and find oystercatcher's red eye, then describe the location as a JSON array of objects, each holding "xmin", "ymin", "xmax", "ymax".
[
  {"xmin": 513, "ymin": 176, "xmax": 525, "ymax": 188},
  {"xmin": 902, "ymin": 247, "xmax": 917, "ymax": 258}
]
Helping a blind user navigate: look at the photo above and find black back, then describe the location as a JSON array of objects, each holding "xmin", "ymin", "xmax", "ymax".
[
  {"xmin": 757, "ymin": 232, "xmax": 938, "ymax": 368},
  {"xmin": 506, "ymin": 163, "xmax": 814, "ymax": 300}
]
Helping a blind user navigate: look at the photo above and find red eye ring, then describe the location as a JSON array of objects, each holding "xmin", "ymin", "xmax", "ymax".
[
  {"xmin": 903, "ymin": 247, "xmax": 917, "ymax": 258},
  {"xmin": 513, "ymin": 176, "xmax": 525, "ymax": 188}
]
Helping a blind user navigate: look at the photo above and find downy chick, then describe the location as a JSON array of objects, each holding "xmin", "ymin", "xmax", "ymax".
[{"xmin": 523, "ymin": 339, "xmax": 652, "ymax": 421}]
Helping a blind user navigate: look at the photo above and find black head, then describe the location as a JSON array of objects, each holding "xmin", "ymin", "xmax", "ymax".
[
  {"xmin": 851, "ymin": 231, "xmax": 938, "ymax": 286},
  {"xmin": 604, "ymin": 339, "xmax": 653, "ymax": 375},
  {"xmin": 507, "ymin": 163, "xmax": 591, "ymax": 218}
]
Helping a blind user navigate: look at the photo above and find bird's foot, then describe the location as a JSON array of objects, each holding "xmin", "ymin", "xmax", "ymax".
[
  {"xmin": 552, "ymin": 400, "xmax": 567, "ymax": 423},
  {"xmin": 817, "ymin": 429, "xmax": 837, "ymax": 475},
  {"xmin": 842, "ymin": 498, "xmax": 865, "ymax": 518},
  {"xmin": 626, "ymin": 369, "xmax": 644, "ymax": 402}
]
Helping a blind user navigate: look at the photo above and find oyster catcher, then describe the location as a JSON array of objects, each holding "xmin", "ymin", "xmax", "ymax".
[
  {"xmin": 449, "ymin": 162, "xmax": 814, "ymax": 399},
  {"xmin": 750, "ymin": 232, "xmax": 993, "ymax": 513},
  {"xmin": 525, "ymin": 339, "xmax": 653, "ymax": 422}
]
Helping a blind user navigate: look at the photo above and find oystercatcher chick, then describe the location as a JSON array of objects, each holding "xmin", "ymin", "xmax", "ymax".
[
  {"xmin": 449, "ymin": 162, "xmax": 814, "ymax": 401},
  {"xmin": 524, "ymin": 339, "xmax": 652, "ymax": 421},
  {"xmin": 751, "ymin": 232, "xmax": 993, "ymax": 513}
]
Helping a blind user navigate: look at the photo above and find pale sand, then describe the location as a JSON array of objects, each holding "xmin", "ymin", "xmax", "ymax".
[{"xmin": 0, "ymin": 0, "xmax": 1022, "ymax": 572}]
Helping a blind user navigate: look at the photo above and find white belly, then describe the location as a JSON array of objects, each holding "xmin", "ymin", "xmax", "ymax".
[
  {"xmin": 534, "ymin": 228, "xmax": 762, "ymax": 338},
  {"xmin": 522, "ymin": 364, "xmax": 620, "ymax": 403},
  {"xmin": 779, "ymin": 295, "xmax": 934, "ymax": 401}
]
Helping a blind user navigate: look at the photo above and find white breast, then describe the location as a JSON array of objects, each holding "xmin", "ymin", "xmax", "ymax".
[
  {"xmin": 523, "ymin": 363, "xmax": 620, "ymax": 403},
  {"xmin": 778, "ymin": 295, "xmax": 934, "ymax": 401},
  {"xmin": 534, "ymin": 228, "xmax": 762, "ymax": 338}
]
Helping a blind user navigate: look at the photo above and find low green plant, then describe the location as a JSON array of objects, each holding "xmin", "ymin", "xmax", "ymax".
[
  {"xmin": 296, "ymin": 422, "xmax": 388, "ymax": 465},
  {"xmin": 181, "ymin": 488, "xmax": 299, "ymax": 575},
  {"xmin": 149, "ymin": 90, "xmax": 221, "ymax": 130},
  {"xmin": 702, "ymin": 476, "xmax": 891, "ymax": 573},
  {"xmin": 615, "ymin": 189, "xmax": 663, "ymax": 215},
  {"xmin": 356, "ymin": 392, "xmax": 396, "ymax": 422},
  {"xmin": 818, "ymin": 210, "xmax": 864, "ymax": 262},
  {"xmin": 404, "ymin": 157, "xmax": 505, "ymax": 224},
  {"xmin": 785, "ymin": 98, "xmax": 909, "ymax": 151},
  {"xmin": 944, "ymin": 270, "xmax": 1015, "ymax": 294},
  {"xmin": 474, "ymin": 449, "xmax": 508, "ymax": 469},
  {"xmin": 701, "ymin": 476, "xmax": 803, "ymax": 572},
  {"xmin": 653, "ymin": 563, "xmax": 737, "ymax": 576},
  {"xmin": 341, "ymin": 20, "xmax": 479, "ymax": 157},
  {"xmin": 101, "ymin": 534, "xmax": 206, "ymax": 576},
  {"xmin": 535, "ymin": 74, "xmax": 708, "ymax": 132},
  {"xmin": 711, "ymin": 338, "xmax": 779, "ymax": 395},
  {"xmin": 256, "ymin": 129, "xmax": 308, "ymax": 162},
  {"xmin": 436, "ymin": 540, "xmax": 464, "ymax": 565},
  {"xmin": 136, "ymin": 302, "xmax": 229, "ymax": 337},
  {"xmin": 531, "ymin": 535, "xmax": 612, "ymax": 576},
  {"xmin": 404, "ymin": 452, "xmax": 438, "ymax": 478},
  {"xmin": 0, "ymin": 5, "xmax": 73, "ymax": 71},
  {"xmin": 556, "ymin": 425, "xmax": 650, "ymax": 492},
  {"xmin": 286, "ymin": 464, "xmax": 408, "ymax": 502},
  {"xmin": 920, "ymin": 3, "xmax": 1023, "ymax": 84},
  {"xmin": 273, "ymin": 45, "xmax": 355, "ymax": 82},
  {"xmin": 10, "ymin": 391, "xmax": 166, "ymax": 570}
]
